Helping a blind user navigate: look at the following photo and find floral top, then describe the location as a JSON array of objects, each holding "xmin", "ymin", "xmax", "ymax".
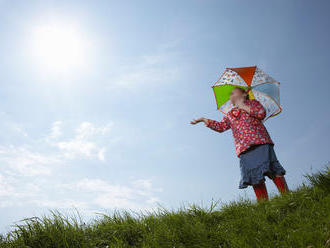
[{"xmin": 206, "ymin": 99, "xmax": 273, "ymax": 157}]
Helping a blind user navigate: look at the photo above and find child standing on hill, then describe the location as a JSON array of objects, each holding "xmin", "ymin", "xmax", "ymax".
[{"xmin": 190, "ymin": 87, "xmax": 288, "ymax": 201}]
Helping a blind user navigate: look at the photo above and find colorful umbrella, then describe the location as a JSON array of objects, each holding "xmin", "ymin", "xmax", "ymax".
[{"xmin": 212, "ymin": 66, "xmax": 281, "ymax": 121}]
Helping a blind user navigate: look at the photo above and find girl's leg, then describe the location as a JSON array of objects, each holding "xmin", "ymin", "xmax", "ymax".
[
  {"xmin": 253, "ymin": 181, "xmax": 269, "ymax": 201},
  {"xmin": 272, "ymin": 175, "xmax": 289, "ymax": 194}
]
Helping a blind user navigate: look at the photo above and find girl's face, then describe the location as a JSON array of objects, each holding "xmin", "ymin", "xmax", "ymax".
[{"xmin": 230, "ymin": 88, "xmax": 246, "ymax": 105}]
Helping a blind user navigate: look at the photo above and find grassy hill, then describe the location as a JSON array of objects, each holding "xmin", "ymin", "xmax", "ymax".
[{"xmin": 1, "ymin": 167, "xmax": 329, "ymax": 248}]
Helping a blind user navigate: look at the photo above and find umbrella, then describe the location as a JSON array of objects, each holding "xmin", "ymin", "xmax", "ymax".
[{"xmin": 212, "ymin": 66, "xmax": 281, "ymax": 121}]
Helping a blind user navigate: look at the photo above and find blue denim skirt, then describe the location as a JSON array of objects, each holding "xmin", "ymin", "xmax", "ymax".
[{"xmin": 238, "ymin": 144, "xmax": 286, "ymax": 189}]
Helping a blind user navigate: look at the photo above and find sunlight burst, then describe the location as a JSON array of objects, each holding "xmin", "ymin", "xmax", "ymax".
[{"xmin": 31, "ymin": 24, "xmax": 87, "ymax": 72}]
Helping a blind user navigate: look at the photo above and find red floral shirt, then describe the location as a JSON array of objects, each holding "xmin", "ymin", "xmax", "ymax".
[{"xmin": 206, "ymin": 99, "xmax": 273, "ymax": 157}]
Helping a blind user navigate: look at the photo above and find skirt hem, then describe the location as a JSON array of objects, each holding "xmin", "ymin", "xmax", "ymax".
[{"xmin": 239, "ymin": 160, "xmax": 286, "ymax": 189}]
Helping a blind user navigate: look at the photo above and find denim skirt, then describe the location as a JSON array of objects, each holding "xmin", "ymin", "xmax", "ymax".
[{"xmin": 238, "ymin": 144, "xmax": 286, "ymax": 189}]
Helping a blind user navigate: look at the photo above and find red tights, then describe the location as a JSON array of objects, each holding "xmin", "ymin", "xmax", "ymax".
[{"xmin": 253, "ymin": 176, "xmax": 289, "ymax": 201}]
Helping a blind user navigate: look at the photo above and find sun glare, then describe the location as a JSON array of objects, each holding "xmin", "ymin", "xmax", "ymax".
[{"xmin": 30, "ymin": 24, "xmax": 87, "ymax": 72}]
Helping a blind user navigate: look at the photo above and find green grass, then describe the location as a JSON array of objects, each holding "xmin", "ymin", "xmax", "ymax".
[{"xmin": 1, "ymin": 167, "xmax": 330, "ymax": 248}]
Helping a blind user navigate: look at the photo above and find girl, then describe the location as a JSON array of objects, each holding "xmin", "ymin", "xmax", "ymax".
[{"xmin": 190, "ymin": 87, "xmax": 288, "ymax": 201}]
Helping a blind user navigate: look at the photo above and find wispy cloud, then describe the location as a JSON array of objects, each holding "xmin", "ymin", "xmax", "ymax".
[
  {"xmin": 61, "ymin": 178, "xmax": 162, "ymax": 210},
  {"xmin": 48, "ymin": 121, "xmax": 62, "ymax": 139},
  {"xmin": 107, "ymin": 52, "xmax": 182, "ymax": 90},
  {"xmin": 0, "ymin": 145, "xmax": 58, "ymax": 176},
  {"xmin": 0, "ymin": 119, "xmax": 162, "ymax": 212},
  {"xmin": 0, "ymin": 112, "xmax": 28, "ymax": 141},
  {"xmin": 47, "ymin": 121, "xmax": 113, "ymax": 162}
]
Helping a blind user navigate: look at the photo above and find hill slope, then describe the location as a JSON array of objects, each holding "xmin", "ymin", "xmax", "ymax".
[{"xmin": 1, "ymin": 168, "xmax": 329, "ymax": 248}]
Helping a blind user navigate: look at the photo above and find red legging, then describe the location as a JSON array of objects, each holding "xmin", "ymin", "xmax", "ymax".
[
  {"xmin": 273, "ymin": 176, "xmax": 289, "ymax": 194},
  {"xmin": 253, "ymin": 176, "xmax": 289, "ymax": 201},
  {"xmin": 253, "ymin": 182, "xmax": 268, "ymax": 201}
]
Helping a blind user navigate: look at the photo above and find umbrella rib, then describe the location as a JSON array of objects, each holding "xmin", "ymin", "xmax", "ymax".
[{"xmin": 251, "ymin": 81, "xmax": 280, "ymax": 87}]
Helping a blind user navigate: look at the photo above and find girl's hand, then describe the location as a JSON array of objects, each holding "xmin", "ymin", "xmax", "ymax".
[{"xmin": 190, "ymin": 118, "xmax": 209, "ymax": 126}]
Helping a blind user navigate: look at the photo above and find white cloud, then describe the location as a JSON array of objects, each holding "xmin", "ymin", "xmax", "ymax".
[
  {"xmin": 54, "ymin": 122, "xmax": 113, "ymax": 161},
  {"xmin": 57, "ymin": 139, "xmax": 99, "ymax": 159},
  {"xmin": 0, "ymin": 121, "xmax": 112, "ymax": 180},
  {"xmin": 132, "ymin": 179, "xmax": 154, "ymax": 191},
  {"xmin": 0, "ymin": 173, "xmax": 44, "ymax": 208},
  {"xmin": 62, "ymin": 178, "xmax": 162, "ymax": 210},
  {"xmin": 49, "ymin": 121, "xmax": 62, "ymax": 139},
  {"xmin": 0, "ymin": 145, "xmax": 58, "ymax": 176},
  {"xmin": 0, "ymin": 174, "xmax": 16, "ymax": 197},
  {"xmin": 0, "ymin": 119, "xmax": 162, "ymax": 213},
  {"xmin": 76, "ymin": 122, "xmax": 112, "ymax": 139},
  {"xmin": 31, "ymin": 199, "xmax": 89, "ymax": 209},
  {"xmin": 97, "ymin": 148, "xmax": 106, "ymax": 161},
  {"xmin": 0, "ymin": 112, "xmax": 28, "ymax": 139}
]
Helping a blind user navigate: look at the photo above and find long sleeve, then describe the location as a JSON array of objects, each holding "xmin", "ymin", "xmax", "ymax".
[
  {"xmin": 248, "ymin": 100, "xmax": 266, "ymax": 120},
  {"xmin": 206, "ymin": 116, "xmax": 231, "ymax": 133}
]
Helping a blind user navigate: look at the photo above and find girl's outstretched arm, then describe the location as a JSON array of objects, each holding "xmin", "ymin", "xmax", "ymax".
[
  {"xmin": 190, "ymin": 117, "xmax": 210, "ymax": 126},
  {"xmin": 190, "ymin": 117, "xmax": 231, "ymax": 133},
  {"xmin": 206, "ymin": 116, "xmax": 231, "ymax": 133}
]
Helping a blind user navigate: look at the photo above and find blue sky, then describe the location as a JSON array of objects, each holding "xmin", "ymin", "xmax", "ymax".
[{"xmin": 0, "ymin": 0, "xmax": 329, "ymax": 232}]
